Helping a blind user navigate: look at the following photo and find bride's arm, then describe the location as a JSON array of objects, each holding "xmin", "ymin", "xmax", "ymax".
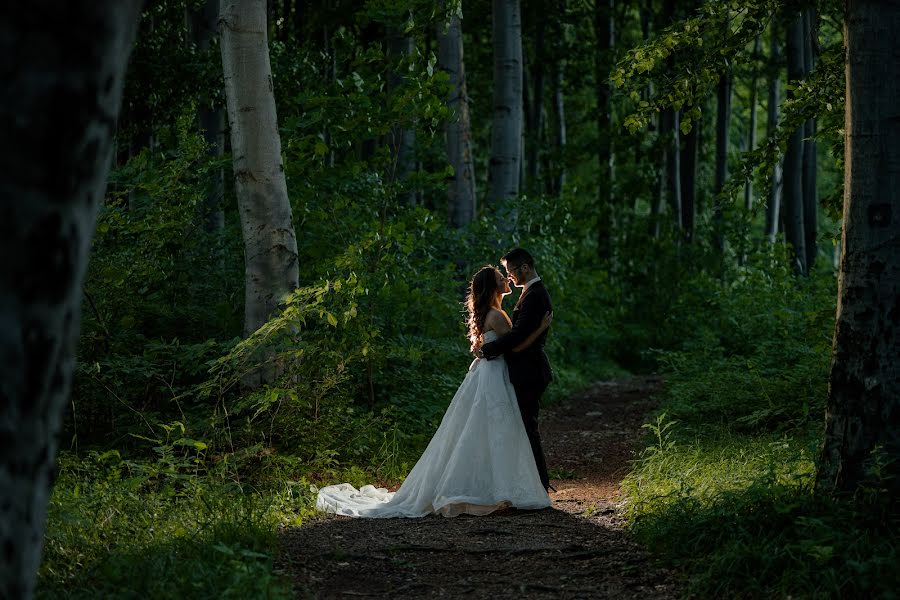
[{"xmin": 511, "ymin": 311, "xmax": 552, "ymax": 352}]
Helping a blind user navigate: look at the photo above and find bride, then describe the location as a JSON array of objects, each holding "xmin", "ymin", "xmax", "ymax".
[{"xmin": 316, "ymin": 265, "xmax": 553, "ymax": 518}]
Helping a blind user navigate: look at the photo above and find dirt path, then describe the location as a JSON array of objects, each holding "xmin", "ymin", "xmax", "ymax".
[{"xmin": 278, "ymin": 376, "xmax": 677, "ymax": 598}]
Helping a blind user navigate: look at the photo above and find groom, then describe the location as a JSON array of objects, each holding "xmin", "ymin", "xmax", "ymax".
[{"xmin": 479, "ymin": 248, "xmax": 553, "ymax": 492}]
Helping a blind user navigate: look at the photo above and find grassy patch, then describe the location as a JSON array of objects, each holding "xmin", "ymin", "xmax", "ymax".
[
  {"xmin": 623, "ymin": 421, "xmax": 899, "ymax": 598},
  {"xmin": 622, "ymin": 268, "xmax": 900, "ymax": 598},
  {"xmin": 37, "ymin": 452, "xmax": 304, "ymax": 599}
]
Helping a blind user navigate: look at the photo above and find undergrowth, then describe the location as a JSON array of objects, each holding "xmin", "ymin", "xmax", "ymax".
[{"xmin": 622, "ymin": 262, "xmax": 900, "ymax": 599}]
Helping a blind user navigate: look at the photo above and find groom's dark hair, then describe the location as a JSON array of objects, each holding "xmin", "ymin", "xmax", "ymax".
[{"xmin": 502, "ymin": 248, "xmax": 534, "ymax": 268}]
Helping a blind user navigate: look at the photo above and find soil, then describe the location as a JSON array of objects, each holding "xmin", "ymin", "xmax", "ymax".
[{"xmin": 277, "ymin": 375, "xmax": 678, "ymax": 599}]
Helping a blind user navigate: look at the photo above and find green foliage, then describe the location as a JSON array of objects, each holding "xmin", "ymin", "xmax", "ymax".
[
  {"xmin": 50, "ymin": 0, "xmax": 870, "ymax": 596},
  {"xmin": 38, "ymin": 452, "xmax": 295, "ymax": 599},
  {"xmin": 622, "ymin": 256, "xmax": 900, "ymax": 597}
]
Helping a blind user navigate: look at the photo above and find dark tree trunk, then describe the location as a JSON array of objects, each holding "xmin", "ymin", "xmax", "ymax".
[
  {"xmin": 680, "ymin": 112, "xmax": 698, "ymax": 243},
  {"xmin": 660, "ymin": 108, "xmax": 682, "ymax": 235},
  {"xmin": 783, "ymin": 10, "xmax": 807, "ymax": 274},
  {"xmin": 713, "ymin": 69, "xmax": 732, "ymax": 253},
  {"xmin": 0, "ymin": 3, "xmax": 143, "ymax": 598},
  {"xmin": 594, "ymin": 0, "xmax": 614, "ymax": 259},
  {"xmin": 526, "ymin": 16, "xmax": 546, "ymax": 190},
  {"xmin": 765, "ymin": 23, "xmax": 783, "ymax": 244},
  {"xmin": 819, "ymin": 0, "xmax": 900, "ymax": 496},
  {"xmin": 387, "ymin": 26, "xmax": 416, "ymax": 205},
  {"xmin": 551, "ymin": 57, "xmax": 567, "ymax": 196},
  {"xmin": 190, "ymin": 0, "xmax": 225, "ymax": 234},
  {"xmin": 712, "ymin": 5, "xmax": 732, "ymax": 256},
  {"xmin": 802, "ymin": 9, "xmax": 818, "ymax": 270},
  {"xmin": 292, "ymin": 0, "xmax": 305, "ymax": 44},
  {"xmin": 745, "ymin": 35, "xmax": 761, "ymax": 213}
]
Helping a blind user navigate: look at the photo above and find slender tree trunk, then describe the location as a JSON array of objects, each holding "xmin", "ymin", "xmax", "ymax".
[
  {"xmin": 292, "ymin": 0, "xmax": 304, "ymax": 44},
  {"xmin": 438, "ymin": 12, "xmax": 477, "ymax": 227},
  {"xmin": 322, "ymin": 16, "xmax": 336, "ymax": 168},
  {"xmin": 488, "ymin": 0, "xmax": 524, "ymax": 220},
  {"xmin": 190, "ymin": 0, "xmax": 225, "ymax": 234},
  {"xmin": 594, "ymin": 0, "xmax": 614, "ymax": 259},
  {"xmin": 278, "ymin": 0, "xmax": 291, "ymax": 43},
  {"xmin": 526, "ymin": 17, "xmax": 546, "ymax": 190},
  {"xmin": 681, "ymin": 112, "xmax": 698, "ymax": 243},
  {"xmin": 659, "ymin": 108, "xmax": 681, "ymax": 236},
  {"xmin": 713, "ymin": 52, "xmax": 732, "ymax": 255},
  {"xmin": 745, "ymin": 35, "xmax": 761, "ymax": 213},
  {"xmin": 266, "ymin": 0, "xmax": 276, "ymax": 40},
  {"xmin": 220, "ymin": 0, "xmax": 299, "ymax": 375},
  {"xmin": 642, "ymin": 0, "xmax": 662, "ymax": 237},
  {"xmin": 551, "ymin": 57, "xmax": 567, "ymax": 195},
  {"xmin": 388, "ymin": 26, "xmax": 416, "ymax": 205},
  {"xmin": 0, "ymin": 4, "xmax": 142, "ymax": 598},
  {"xmin": 819, "ymin": 0, "xmax": 900, "ymax": 496},
  {"xmin": 802, "ymin": 9, "xmax": 818, "ymax": 270},
  {"xmin": 784, "ymin": 10, "xmax": 807, "ymax": 274},
  {"xmin": 765, "ymin": 24, "xmax": 783, "ymax": 244}
]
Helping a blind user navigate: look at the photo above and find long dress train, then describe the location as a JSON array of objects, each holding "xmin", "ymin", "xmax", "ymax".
[{"xmin": 316, "ymin": 331, "xmax": 550, "ymax": 518}]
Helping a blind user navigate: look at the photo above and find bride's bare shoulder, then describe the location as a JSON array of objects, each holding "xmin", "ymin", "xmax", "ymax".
[{"xmin": 485, "ymin": 308, "xmax": 511, "ymax": 333}]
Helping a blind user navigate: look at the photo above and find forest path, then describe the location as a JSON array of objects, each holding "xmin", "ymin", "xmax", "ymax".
[{"xmin": 278, "ymin": 376, "xmax": 677, "ymax": 599}]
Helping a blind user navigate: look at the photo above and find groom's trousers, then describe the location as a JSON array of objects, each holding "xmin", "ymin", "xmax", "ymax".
[{"xmin": 512, "ymin": 380, "xmax": 550, "ymax": 490}]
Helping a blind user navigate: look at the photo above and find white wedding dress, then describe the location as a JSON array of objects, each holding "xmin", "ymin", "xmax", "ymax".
[{"xmin": 316, "ymin": 331, "xmax": 551, "ymax": 518}]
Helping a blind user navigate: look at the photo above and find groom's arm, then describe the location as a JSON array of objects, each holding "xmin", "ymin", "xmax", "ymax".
[{"xmin": 481, "ymin": 292, "xmax": 544, "ymax": 359}]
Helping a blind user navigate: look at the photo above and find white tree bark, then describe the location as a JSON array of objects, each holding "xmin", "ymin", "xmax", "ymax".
[
  {"xmin": 220, "ymin": 0, "xmax": 299, "ymax": 369},
  {"xmin": 488, "ymin": 0, "xmax": 523, "ymax": 218},
  {"xmin": 438, "ymin": 13, "xmax": 477, "ymax": 227},
  {"xmin": 820, "ymin": 0, "xmax": 900, "ymax": 495},
  {"xmin": 0, "ymin": 2, "xmax": 143, "ymax": 597}
]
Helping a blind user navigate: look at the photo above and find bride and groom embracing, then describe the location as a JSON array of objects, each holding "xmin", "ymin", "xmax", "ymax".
[{"xmin": 317, "ymin": 248, "xmax": 556, "ymax": 518}]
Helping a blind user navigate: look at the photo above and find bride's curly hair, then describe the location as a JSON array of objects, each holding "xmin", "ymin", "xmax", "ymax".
[{"xmin": 465, "ymin": 265, "xmax": 502, "ymax": 352}]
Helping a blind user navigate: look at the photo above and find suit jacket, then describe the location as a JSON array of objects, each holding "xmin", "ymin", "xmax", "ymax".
[{"xmin": 481, "ymin": 280, "xmax": 553, "ymax": 389}]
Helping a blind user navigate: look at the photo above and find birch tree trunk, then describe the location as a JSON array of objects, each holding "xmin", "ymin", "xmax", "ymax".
[
  {"xmin": 801, "ymin": 9, "xmax": 818, "ymax": 271},
  {"xmin": 438, "ymin": 12, "xmax": 477, "ymax": 227},
  {"xmin": 0, "ymin": 3, "xmax": 142, "ymax": 598},
  {"xmin": 191, "ymin": 0, "xmax": 225, "ymax": 234},
  {"xmin": 765, "ymin": 24, "xmax": 782, "ymax": 244},
  {"xmin": 819, "ymin": 0, "xmax": 900, "ymax": 496},
  {"xmin": 488, "ymin": 0, "xmax": 524, "ymax": 220},
  {"xmin": 783, "ymin": 10, "xmax": 807, "ymax": 274},
  {"xmin": 220, "ymin": 0, "xmax": 299, "ymax": 376}
]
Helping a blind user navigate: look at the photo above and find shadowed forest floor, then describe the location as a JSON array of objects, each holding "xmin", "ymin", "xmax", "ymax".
[{"xmin": 277, "ymin": 376, "xmax": 678, "ymax": 598}]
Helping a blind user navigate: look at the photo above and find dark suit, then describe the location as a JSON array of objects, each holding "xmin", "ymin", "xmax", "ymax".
[{"xmin": 480, "ymin": 279, "xmax": 552, "ymax": 490}]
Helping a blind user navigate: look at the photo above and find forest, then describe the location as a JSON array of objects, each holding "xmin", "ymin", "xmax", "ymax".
[{"xmin": 2, "ymin": 0, "xmax": 899, "ymax": 597}]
